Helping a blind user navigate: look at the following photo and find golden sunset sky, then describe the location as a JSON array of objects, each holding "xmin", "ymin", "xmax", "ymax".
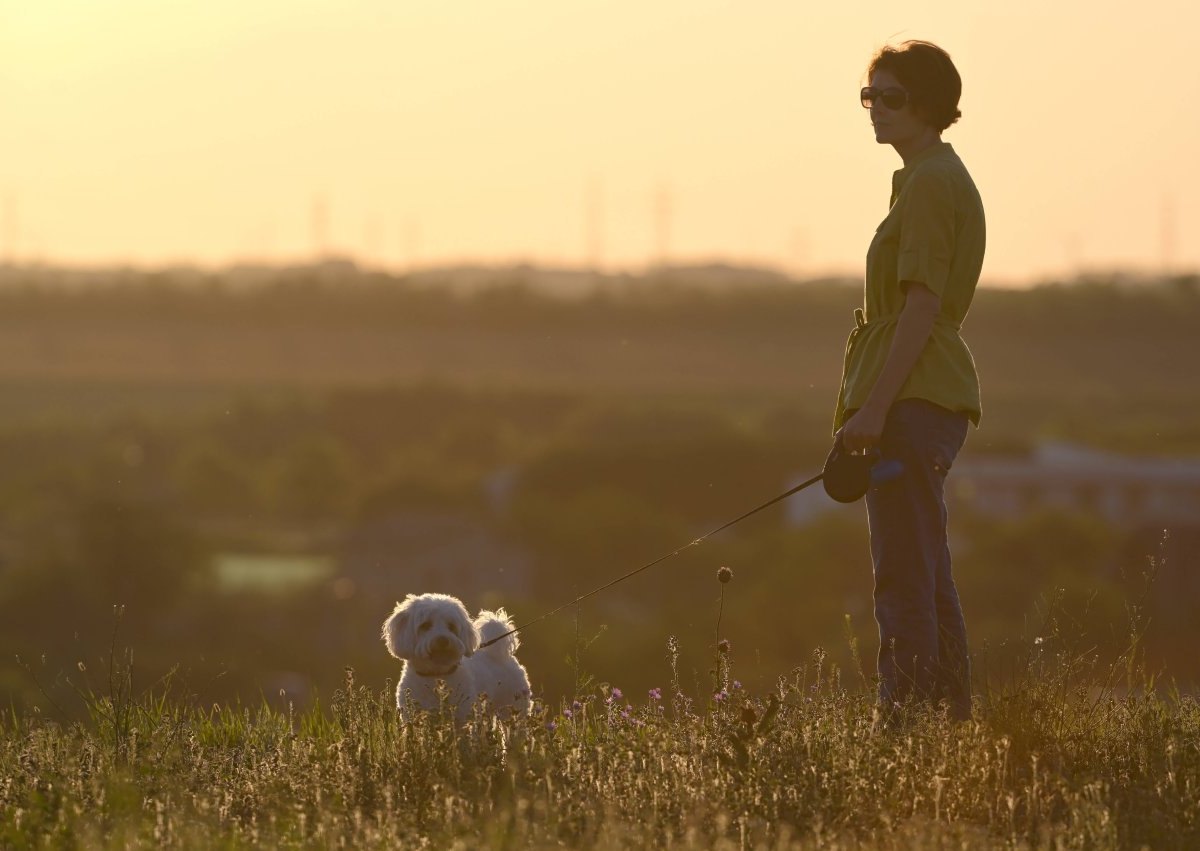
[{"xmin": 1, "ymin": 1, "xmax": 1195, "ymax": 284}]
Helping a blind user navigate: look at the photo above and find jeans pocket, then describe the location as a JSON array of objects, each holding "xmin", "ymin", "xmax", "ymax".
[{"xmin": 927, "ymin": 415, "xmax": 967, "ymax": 479}]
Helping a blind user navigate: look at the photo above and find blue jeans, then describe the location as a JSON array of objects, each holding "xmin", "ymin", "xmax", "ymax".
[{"xmin": 865, "ymin": 398, "xmax": 971, "ymax": 721}]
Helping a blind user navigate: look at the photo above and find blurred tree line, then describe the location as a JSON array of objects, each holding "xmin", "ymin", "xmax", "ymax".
[{"xmin": 0, "ymin": 270, "xmax": 1196, "ymax": 713}]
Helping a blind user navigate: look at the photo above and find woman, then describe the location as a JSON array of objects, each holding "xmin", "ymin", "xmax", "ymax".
[{"xmin": 834, "ymin": 40, "xmax": 985, "ymax": 723}]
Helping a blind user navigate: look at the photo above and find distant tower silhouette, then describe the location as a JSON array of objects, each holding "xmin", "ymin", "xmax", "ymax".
[
  {"xmin": 789, "ymin": 227, "xmax": 808, "ymax": 279},
  {"xmin": 585, "ymin": 175, "xmax": 605, "ymax": 271},
  {"xmin": 402, "ymin": 219, "xmax": 421, "ymax": 272},
  {"xmin": 1160, "ymin": 193, "xmax": 1176, "ymax": 278},
  {"xmin": 1063, "ymin": 232, "xmax": 1082, "ymax": 278},
  {"xmin": 364, "ymin": 213, "xmax": 383, "ymax": 268},
  {"xmin": 311, "ymin": 193, "xmax": 329, "ymax": 260},
  {"xmin": 653, "ymin": 182, "xmax": 672, "ymax": 269},
  {"xmin": 2, "ymin": 193, "xmax": 16, "ymax": 264}
]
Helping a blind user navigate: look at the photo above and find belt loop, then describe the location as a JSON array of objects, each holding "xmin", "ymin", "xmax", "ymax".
[{"xmin": 854, "ymin": 308, "xmax": 866, "ymax": 329}]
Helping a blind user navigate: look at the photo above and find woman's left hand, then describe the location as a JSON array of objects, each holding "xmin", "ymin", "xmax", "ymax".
[{"xmin": 840, "ymin": 404, "xmax": 888, "ymax": 454}]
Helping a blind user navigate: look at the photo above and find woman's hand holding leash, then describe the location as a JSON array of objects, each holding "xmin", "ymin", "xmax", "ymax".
[{"xmin": 839, "ymin": 404, "xmax": 888, "ymax": 454}]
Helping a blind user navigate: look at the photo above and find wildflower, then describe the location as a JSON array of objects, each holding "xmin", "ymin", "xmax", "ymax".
[
  {"xmin": 717, "ymin": 639, "xmax": 730, "ymax": 655},
  {"xmin": 717, "ymin": 566, "xmax": 733, "ymax": 583},
  {"xmin": 649, "ymin": 687, "xmax": 662, "ymax": 701},
  {"xmin": 563, "ymin": 708, "xmax": 573, "ymax": 719},
  {"xmin": 611, "ymin": 687, "xmax": 623, "ymax": 700},
  {"xmin": 732, "ymin": 680, "xmax": 742, "ymax": 689},
  {"xmin": 714, "ymin": 690, "xmax": 728, "ymax": 703},
  {"xmin": 546, "ymin": 721, "xmax": 557, "ymax": 732},
  {"xmin": 572, "ymin": 700, "xmax": 583, "ymax": 711}
]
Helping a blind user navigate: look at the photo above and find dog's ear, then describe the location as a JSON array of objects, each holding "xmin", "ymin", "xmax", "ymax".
[
  {"xmin": 458, "ymin": 606, "xmax": 481, "ymax": 657},
  {"xmin": 382, "ymin": 598, "xmax": 416, "ymax": 659},
  {"xmin": 495, "ymin": 608, "xmax": 518, "ymax": 653}
]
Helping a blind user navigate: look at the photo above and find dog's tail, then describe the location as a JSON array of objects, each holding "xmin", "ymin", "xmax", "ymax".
[{"xmin": 475, "ymin": 608, "xmax": 519, "ymax": 657}]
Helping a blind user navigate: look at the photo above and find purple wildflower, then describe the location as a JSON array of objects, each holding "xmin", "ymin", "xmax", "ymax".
[
  {"xmin": 611, "ymin": 687, "xmax": 623, "ymax": 700},
  {"xmin": 649, "ymin": 687, "xmax": 662, "ymax": 700}
]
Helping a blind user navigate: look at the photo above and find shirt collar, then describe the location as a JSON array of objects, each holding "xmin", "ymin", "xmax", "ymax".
[{"xmin": 891, "ymin": 141, "xmax": 954, "ymax": 203}]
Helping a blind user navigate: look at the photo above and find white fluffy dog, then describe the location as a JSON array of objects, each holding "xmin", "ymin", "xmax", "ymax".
[{"xmin": 382, "ymin": 593, "xmax": 531, "ymax": 721}]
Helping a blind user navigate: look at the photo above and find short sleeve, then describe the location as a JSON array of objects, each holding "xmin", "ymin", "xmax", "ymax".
[{"xmin": 897, "ymin": 166, "xmax": 956, "ymax": 298}]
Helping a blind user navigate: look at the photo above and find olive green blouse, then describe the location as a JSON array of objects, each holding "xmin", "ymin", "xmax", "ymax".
[{"xmin": 833, "ymin": 141, "xmax": 986, "ymax": 434}]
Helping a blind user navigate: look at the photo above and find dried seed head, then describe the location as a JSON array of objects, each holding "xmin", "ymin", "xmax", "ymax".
[
  {"xmin": 718, "ymin": 639, "xmax": 731, "ymax": 655},
  {"xmin": 717, "ymin": 566, "xmax": 733, "ymax": 584}
]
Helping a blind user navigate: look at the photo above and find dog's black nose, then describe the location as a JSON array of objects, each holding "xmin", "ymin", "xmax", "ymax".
[{"xmin": 432, "ymin": 635, "xmax": 451, "ymax": 651}]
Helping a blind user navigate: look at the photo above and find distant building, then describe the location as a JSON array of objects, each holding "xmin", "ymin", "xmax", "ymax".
[
  {"xmin": 782, "ymin": 478, "xmax": 859, "ymax": 527},
  {"xmin": 950, "ymin": 442, "xmax": 1200, "ymax": 528},
  {"xmin": 784, "ymin": 441, "xmax": 1200, "ymax": 529},
  {"xmin": 211, "ymin": 552, "xmax": 335, "ymax": 594}
]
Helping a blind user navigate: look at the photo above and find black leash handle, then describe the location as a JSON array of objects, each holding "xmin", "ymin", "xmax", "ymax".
[{"xmin": 479, "ymin": 470, "xmax": 825, "ymax": 648}]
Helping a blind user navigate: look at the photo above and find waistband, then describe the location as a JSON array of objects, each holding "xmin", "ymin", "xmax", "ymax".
[{"xmin": 853, "ymin": 307, "xmax": 961, "ymax": 332}]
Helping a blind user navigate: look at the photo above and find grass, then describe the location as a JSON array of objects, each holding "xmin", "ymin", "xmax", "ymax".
[{"xmin": 3, "ymin": 622, "xmax": 1199, "ymax": 850}]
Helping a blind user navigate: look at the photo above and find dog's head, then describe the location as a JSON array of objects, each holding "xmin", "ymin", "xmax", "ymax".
[{"xmin": 382, "ymin": 593, "xmax": 480, "ymax": 674}]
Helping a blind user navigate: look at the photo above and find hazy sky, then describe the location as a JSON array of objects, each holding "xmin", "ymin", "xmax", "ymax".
[{"xmin": 2, "ymin": 1, "xmax": 1196, "ymax": 284}]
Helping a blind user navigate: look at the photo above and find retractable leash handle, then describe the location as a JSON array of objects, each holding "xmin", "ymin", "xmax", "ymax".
[{"xmin": 822, "ymin": 438, "xmax": 904, "ymax": 503}]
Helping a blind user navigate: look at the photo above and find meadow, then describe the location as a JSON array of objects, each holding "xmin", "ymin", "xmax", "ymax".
[{"xmin": 4, "ymin": 612, "xmax": 1198, "ymax": 849}]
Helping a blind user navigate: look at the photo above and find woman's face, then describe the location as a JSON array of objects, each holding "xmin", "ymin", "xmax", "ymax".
[{"xmin": 866, "ymin": 68, "xmax": 930, "ymax": 148}]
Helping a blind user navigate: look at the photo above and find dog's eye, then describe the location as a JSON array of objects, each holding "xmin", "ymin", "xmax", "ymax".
[
  {"xmin": 418, "ymin": 622, "xmax": 432, "ymax": 632},
  {"xmin": 448, "ymin": 622, "xmax": 459, "ymax": 634}
]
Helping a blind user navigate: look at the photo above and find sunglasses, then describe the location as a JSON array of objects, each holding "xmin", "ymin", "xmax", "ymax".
[{"xmin": 860, "ymin": 87, "xmax": 909, "ymax": 110}]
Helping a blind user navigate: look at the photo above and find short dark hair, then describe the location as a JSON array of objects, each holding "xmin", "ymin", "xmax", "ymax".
[{"xmin": 867, "ymin": 40, "xmax": 962, "ymax": 132}]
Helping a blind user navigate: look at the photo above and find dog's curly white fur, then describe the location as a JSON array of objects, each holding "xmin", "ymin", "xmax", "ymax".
[{"xmin": 382, "ymin": 593, "xmax": 531, "ymax": 721}]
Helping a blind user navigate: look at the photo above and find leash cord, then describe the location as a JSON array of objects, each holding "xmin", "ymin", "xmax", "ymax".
[{"xmin": 478, "ymin": 470, "xmax": 825, "ymax": 648}]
